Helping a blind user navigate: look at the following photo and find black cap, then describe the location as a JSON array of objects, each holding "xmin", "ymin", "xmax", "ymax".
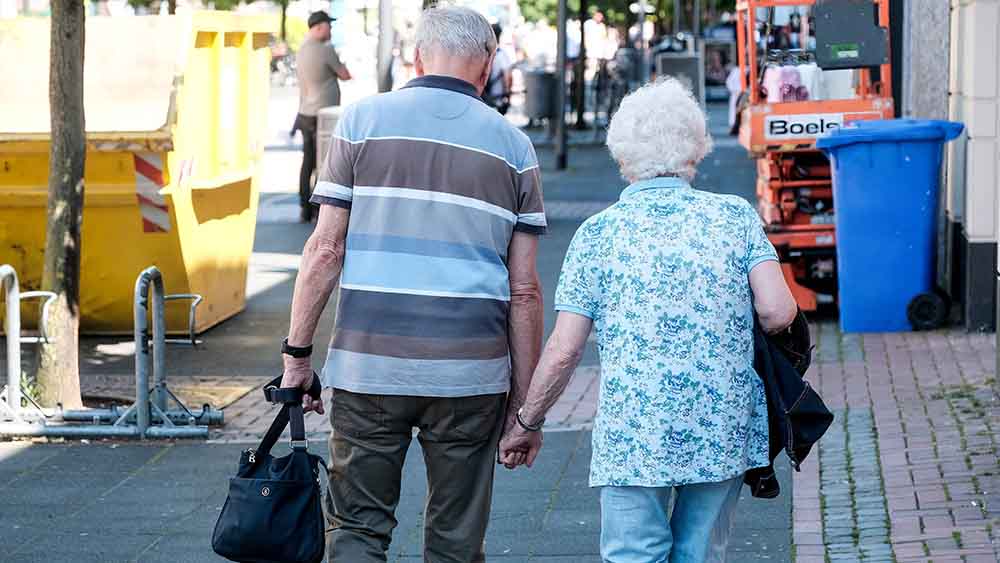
[{"xmin": 308, "ymin": 11, "xmax": 335, "ymax": 28}]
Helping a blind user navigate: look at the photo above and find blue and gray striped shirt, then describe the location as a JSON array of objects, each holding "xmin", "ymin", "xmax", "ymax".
[{"xmin": 311, "ymin": 75, "xmax": 546, "ymax": 397}]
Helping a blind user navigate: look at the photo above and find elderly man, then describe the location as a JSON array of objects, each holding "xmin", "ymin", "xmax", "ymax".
[
  {"xmin": 279, "ymin": 6, "xmax": 546, "ymax": 562},
  {"xmin": 500, "ymin": 78, "xmax": 797, "ymax": 562},
  {"xmin": 295, "ymin": 10, "xmax": 352, "ymax": 223}
]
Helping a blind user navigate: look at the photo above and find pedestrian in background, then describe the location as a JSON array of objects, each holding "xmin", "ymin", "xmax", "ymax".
[
  {"xmin": 483, "ymin": 22, "xmax": 513, "ymax": 114},
  {"xmin": 279, "ymin": 6, "xmax": 546, "ymax": 562},
  {"xmin": 295, "ymin": 10, "xmax": 352, "ymax": 223},
  {"xmin": 500, "ymin": 78, "xmax": 798, "ymax": 562}
]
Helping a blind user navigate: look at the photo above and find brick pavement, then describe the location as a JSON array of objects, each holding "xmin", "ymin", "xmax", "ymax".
[{"xmin": 793, "ymin": 322, "xmax": 999, "ymax": 563}]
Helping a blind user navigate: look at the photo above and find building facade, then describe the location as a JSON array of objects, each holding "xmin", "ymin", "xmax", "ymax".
[{"xmin": 902, "ymin": 0, "xmax": 1000, "ymax": 334}]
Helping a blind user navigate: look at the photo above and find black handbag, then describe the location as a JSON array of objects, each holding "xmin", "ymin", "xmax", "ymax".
[{"xmin": 212, "ymin": 373, "xmax": 326, "ymax": 563}]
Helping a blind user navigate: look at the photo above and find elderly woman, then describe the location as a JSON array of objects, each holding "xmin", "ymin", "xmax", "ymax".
[{"xmin": 500, "ymin": 78, "xmax": 798, "ymax": 562}]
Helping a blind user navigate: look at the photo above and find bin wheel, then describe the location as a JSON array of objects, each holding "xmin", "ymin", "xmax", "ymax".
[{"xmin": 907, "ymin": 292, "xmax": 949, "ymax": 331}]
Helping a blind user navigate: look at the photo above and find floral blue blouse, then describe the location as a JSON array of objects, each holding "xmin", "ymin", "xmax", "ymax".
[{"xmin": 555, "ymin": 176, "xmax": 778, "ymax": 487}]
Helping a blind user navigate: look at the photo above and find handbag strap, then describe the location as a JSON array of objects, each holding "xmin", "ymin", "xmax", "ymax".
[{"xmin": 253, "ymin": 372, "xmax": 322, "ymax": 459}]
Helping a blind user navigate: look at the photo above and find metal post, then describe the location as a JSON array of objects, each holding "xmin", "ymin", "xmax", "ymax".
[
  {"xmin": 1, "ymin": 265, "xmax": 21, "ymax": 414},
  {"xmin": 693, "ymin": 0, "xmax": 701, "ymax": 40},
  {"xmin": 151, "ymin": 275, "xmax": 166, "ymax": 414},
  {"xmin": 640, "ymin": 0, "xmax": 651, "ymax": 84},
  {"xmin": 555, "ymin": 0, "xmax": 568, "ymax": 170},
  {"xmin": 573, "ymin": 0, "xmax": 588, "ymax": 130},
  {"xmin": 376, "ymin": 0, "xmax": 394, "ymax": 93},
  {"xmin": 673, "ymin": 0, "xmax": 682, "ymax": 34},
  {"xmin": 133, "ymin": 267, "xmax": 165, "ymax": 437}
]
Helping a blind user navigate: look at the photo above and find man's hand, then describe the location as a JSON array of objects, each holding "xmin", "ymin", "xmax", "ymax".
[
  {"xmin": 499, "ymin": 425, "xmax": 543, "ymax": 470},
  {"xmin": 281, "ymin": 356, "xmax": 325, "ymax": 415}
]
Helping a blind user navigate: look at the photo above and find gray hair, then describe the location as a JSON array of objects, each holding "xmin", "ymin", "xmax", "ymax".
[{"xmin": 416, "ymin": 5, "xmax": 497, "ymax": 61}]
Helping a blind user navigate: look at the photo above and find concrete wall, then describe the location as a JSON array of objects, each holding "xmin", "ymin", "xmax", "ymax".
[
  {"xmin": 901, "ymin": 0, "xmax": 955, "ymax": 303},
  {"xmin": 903, "ymin": 0, "xmax": 951, "ymax": 120},
  {"xmin": 948, "ymin": 0, "xmax": 1000, "ymax": 332}
]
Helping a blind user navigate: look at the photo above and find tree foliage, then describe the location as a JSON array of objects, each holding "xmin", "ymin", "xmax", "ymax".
[
  {"xmin": 125, "ymin": 0, "xmax": 254, "ymax": 13},
  {"xmin": 518, "ymin": 0, "xmax": 737, "ymax": 31}
]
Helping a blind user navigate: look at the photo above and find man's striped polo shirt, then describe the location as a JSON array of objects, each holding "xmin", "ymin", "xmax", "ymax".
[{"xmin": 310, "ymin": 75, "xmax": 546, "ymax": 397}]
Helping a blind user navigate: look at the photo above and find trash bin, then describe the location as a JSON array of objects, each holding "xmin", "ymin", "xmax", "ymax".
[
  {"xmin": 816, "ymin": 119, "xmax": 964, "ymax": 332},
  {"xmin": 317, "ymin": 106, "xmax": 343, "ymax": 165},
  {"xmin": 523, "ymin": 69, "xmax": 556, "ymax": 120},
  {"xmin": 0, "ymin": 13, "xmax": 276, "ymax": 334}
]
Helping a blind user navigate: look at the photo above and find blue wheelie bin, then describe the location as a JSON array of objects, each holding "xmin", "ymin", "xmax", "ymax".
[{"xmin": 816, "ymin": 119, "xmax": 964, "ymax": 333}]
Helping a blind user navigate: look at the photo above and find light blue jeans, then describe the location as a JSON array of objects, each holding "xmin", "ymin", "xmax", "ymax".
[{"xmin": 600, "ymin": 477, "xmax": 744, "ymax": 563}]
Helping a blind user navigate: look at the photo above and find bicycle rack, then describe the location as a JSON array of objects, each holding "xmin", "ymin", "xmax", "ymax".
[
  {"xmin": 1, "ymin": 264, "xmax": 23, "ymax": 421},
  {"xmin": 0, "ymin": 265, "xmax": 222, "ymax": 439}
]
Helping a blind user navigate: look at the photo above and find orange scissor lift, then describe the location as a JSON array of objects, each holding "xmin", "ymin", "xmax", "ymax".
[{"xmin": 735, "ymin": 0, "xmax": 894, "ymax": 310}]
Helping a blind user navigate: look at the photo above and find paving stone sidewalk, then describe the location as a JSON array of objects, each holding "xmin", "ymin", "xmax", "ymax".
[
  {"xmin": 212, "ymin": 318, "xmax": 1000, "ymax": 563},
  {"xmin": 792, "ymin": 324, "xmax": 999, "ymax": 563}
]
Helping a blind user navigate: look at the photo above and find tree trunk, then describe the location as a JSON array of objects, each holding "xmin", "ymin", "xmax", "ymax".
[
  {"xmin": 280, "ymin": 3, "xmax": 287, "ymax": 42},
  {"xmin": 168, "ymin": 0, "xmax": 177, "ymax": 15},
  {"xmin": 37, "ymin": 0, "xmax": 86, "ymax": 410}
]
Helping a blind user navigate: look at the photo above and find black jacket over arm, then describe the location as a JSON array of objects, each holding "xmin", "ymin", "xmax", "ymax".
[{"xmin": 745, "ymin": 313, "xmax": 834, "ymax": 499}]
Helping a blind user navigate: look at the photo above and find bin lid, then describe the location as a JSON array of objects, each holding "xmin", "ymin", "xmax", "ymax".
[{"xmin": 816, "ymin": 119, "xmax": 965, "ymax": 151}]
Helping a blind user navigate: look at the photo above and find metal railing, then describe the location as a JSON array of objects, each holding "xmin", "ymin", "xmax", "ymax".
[
  {"xmin": 0, "ymin": 264, "xmax": 222, "ymax": 439},
  {"xmin": 1, "ymin": 264, "xmax": 22, "ymax": 421},
  {"xmin": 18, "ymin": 291, "xmax": 56, "ymax": 344}
]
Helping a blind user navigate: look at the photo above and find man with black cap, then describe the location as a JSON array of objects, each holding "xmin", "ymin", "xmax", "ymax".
[{"xmin": 295, "ymin": 10, "xmax": 352, "ymax": 223}]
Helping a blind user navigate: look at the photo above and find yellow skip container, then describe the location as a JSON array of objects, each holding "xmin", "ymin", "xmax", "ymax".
[{"xmin": 0, "ymin": 12, "xmax": 274, "ymax": 334}]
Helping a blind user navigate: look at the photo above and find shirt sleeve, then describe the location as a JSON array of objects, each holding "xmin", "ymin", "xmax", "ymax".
[
  {"xmin": 310, "ymin": 106, "xmax": 358, "ymax": 209},
  {"xmin": 326, "ymin": 45, "xmax": 346, "ymax": 74},
  {"xmin": 744, "ymin": 201, "xmax": 779, "ymax": 273},
  {"xmin": 554, "ymin": 220, "xmax": 602, "ymax": 319},
  {"xmin": 513, "ymin": 142, "xmax": 546, "ymax": 235}
]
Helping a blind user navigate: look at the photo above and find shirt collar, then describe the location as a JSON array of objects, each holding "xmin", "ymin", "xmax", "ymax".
[
  {"xmin": 620, "ymin": 176, "xmax": 691, "ymax": 200},
  {"xmin": 403, "ymin": 75, "xmax": 480, "ymax": 99}
]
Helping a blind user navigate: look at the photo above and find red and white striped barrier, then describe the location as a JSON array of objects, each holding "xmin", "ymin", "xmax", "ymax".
[{"xmin": 133, "ymin": 153, "xmax": 171, "ymax": 233}]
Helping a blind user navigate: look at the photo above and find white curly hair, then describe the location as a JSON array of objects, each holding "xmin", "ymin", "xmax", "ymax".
[{"xmin": 606, "ymin": 78, "xmax": 713, "ymax": 182}]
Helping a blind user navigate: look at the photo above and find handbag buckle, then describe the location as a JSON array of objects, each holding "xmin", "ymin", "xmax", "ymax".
[{"xmin": 290, "ymin": 439, "xmax": 308, "ymax": 450}]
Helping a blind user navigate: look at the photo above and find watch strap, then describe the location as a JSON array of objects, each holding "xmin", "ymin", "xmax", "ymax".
[{"xmin": 281, "ymin": 337, "xmax": 313, "ymax": 358}]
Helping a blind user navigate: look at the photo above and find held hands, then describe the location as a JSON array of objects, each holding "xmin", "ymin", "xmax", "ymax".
[
  {"xmin": 499, "ymin": 409, "xmax": 543, "ymax": 470},
  {"xmin": 280, "ymin": 356, "xmax": 325, "ymax": 415}
]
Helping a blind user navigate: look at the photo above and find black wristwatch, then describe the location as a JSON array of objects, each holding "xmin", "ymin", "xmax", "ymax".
[
  {"xmin": 281, "ymin": 337, "xmax": 313, "ymax": 358},
  {"xmin": 516, "ymin": 408, "xmax": 545, "ymax": 432}
]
